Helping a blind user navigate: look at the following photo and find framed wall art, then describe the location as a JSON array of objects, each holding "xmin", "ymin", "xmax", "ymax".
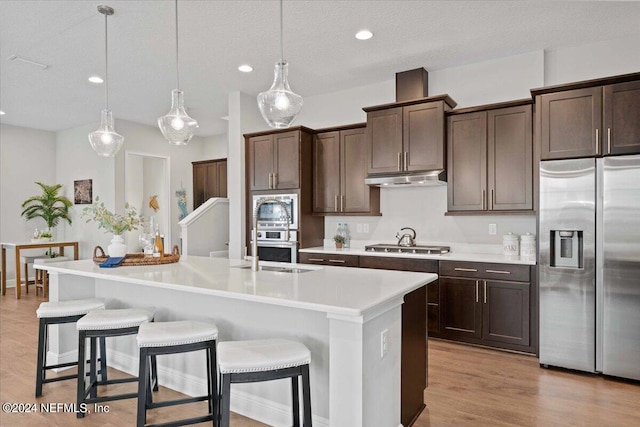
[{"xmin": 74, "ymin": 179, "xmax": 93, "ymax": 204}]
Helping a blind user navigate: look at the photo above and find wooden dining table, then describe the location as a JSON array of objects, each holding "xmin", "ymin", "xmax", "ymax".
[{"xmin": 1, "ymin": 241, "xmax": 79, "ymax": 299}]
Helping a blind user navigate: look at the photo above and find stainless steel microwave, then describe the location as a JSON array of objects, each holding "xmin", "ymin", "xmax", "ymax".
[{"xmin": 251, "ymin": 194, "xmax": 298, "ymax": 229}]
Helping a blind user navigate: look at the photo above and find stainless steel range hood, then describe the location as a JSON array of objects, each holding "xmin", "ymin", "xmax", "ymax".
[{"xmin": 365, "ymin": 170, "xmax": 447, "ymax": 187}]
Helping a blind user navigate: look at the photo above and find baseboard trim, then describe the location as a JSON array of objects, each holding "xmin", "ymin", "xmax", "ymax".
[{"xmin": 106, "ymin": 349, "xmax": 329, "ymax": 426}]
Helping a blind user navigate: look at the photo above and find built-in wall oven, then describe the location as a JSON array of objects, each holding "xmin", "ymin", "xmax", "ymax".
[{"xmin": 251, "ymin": 194, "xmax": 299, "ymax": 263}]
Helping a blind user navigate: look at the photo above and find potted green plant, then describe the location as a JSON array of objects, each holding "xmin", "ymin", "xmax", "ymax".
[
  {"xmin": 333, "ymin": 234, "xmax": 345, "ymax": 249},
  {"xmin": 82, "ymin": 197, "xmax": 142, "ymax": 257},
  {"xmin": 21, "ymin": 182, "xmax": 73, "ymax": 241}
]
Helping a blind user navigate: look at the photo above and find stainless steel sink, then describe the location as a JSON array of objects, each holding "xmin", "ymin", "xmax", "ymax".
[{"xmin": 233, "ymin": 265, "xmax": 313, "ymax": 273}]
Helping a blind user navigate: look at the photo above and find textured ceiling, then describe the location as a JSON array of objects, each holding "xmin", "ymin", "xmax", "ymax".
[{"xmin": 1, "ymin": 1, "xmax": 639, "ymax": 136}]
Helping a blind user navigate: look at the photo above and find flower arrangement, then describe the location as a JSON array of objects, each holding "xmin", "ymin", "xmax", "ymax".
[{"xmin": 82, "ymin": 197, "xmax": 142, "ymax": 235}]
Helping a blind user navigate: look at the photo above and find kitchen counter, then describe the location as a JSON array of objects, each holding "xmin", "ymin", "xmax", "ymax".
[
  {"xmin": 300, "ymin": 246, "xmax": 537, "ymax": 265},
  {"xmin": 41, "ymin": 256, "xmax": 436, "ymax": 427}
]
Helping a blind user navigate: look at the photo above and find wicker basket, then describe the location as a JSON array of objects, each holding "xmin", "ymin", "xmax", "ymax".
[{"xmin": 93, "ymin": 245, "xmax": 180, "ymax": 266}]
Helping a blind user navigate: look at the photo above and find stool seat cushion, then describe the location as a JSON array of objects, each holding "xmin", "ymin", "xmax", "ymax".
[
  {"xmin": 34, "ymin": 256, "xmax": 71, "ymax": 265},
  {"xmin": 36, "ymin": 298, "xmax": 106, "ymax": 319},
  {"xmin": 137, "ymin": 320, "xmax": 219, "ymax": 348},
  {"xmin": 21, "ymin": 255, "xmax": 43, "ymax": 263},
  {"xmin": 218, "ymin": 339, "xmax": 311, "ymax": 374},
  {"xmin": 77, "ymin": 308, "xmax": 154, "ymax": 331}
]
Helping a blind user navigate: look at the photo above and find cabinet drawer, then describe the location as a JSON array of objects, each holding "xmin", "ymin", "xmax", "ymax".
[
  {"xmin": 359, "ymin": 256, "xmax": 438, "ymax": 273},
  {"xmin": 299, "ymin": 252, "xmax": 359, "ymax": 267},
  {"xmin": 439, "ymin": 261, "xmax": 530, "ymax": 282}
]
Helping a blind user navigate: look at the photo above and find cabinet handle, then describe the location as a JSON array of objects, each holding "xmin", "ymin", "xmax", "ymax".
[
  {"xmin": 329, "ymin": 259, "xmax": 346, "ymax": 263},
  {"xmin": 491, "ymin": 189, "xmax": 494, "ymax": 210},
  {"xmin": 595, "ymin": 129, "xmax": 599, "ymax": 155},
  {"xmin": 273, "ymin": 173, "xmax": 278, "ymax": 188},
  {"xmin": 404, "ymin": 152, "xmax": 408, "ymax": 171},
  {"xmin": 454, "ymin": 267, "xmax": 477, "ymax": 272},
  {"xmin": 335, "ymin": 195, "xmax": 339, "ymax": 213},
  {"xmin": 484, "ymin": 280, "xmax": 487, "ymax": 304},
  {"xmin": 485, "ymin": 269, "xmax": 511, "ymax": 275},
  {"xmin": 397, "ymin": 152, "xmax": 401, "ymax": 171},
  {"xmin": 475, "ymin": 280, "xmax": 479, "ymax": 303},
  {"xmin": 341, "ymin": 195, "xmax": 345, "ymax": 212},
  {"xmin": 608, "ymin": 127, "xmax": 611, "ymax": 154},
  {"xmin": 482, "ymin": 190, "xmax": 486, "ymax": 210},
  {"xmin": 268, "ymin": 173, "xmax": 273, "ymax": 189},
  {"xmin": 308, "ymin": 258, "xmax": 324, "ymax": 262}
]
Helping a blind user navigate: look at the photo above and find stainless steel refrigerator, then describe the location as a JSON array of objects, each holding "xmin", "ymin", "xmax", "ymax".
[{"xmin": 539, "ymin": 155, "xmax": 640, "ymax": 380}]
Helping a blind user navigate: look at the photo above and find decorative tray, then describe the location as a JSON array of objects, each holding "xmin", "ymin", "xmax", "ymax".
[{"xmin": 93, "ymin": 245, "xmax": 180, "ymax": 266}]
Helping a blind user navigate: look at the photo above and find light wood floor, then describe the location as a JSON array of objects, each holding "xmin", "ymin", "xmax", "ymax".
[{"xmin": 2, "ymin": 287, "xmax": 640, "ymax": 426}]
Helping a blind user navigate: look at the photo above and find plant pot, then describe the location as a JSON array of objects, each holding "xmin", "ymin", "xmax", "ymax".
[
  {"xmin": 31, "ymin": 238, "xmax": 52, "ymax": 244},
  {"xmin": 108, "ymin": 234, "xmax": 127, "ymax": 257},
  {"xmin": 335, "ymin": 242, "xmax": 343, "ymax": 249}
]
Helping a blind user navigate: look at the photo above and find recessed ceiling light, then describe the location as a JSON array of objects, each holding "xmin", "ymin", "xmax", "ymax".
[
  {"xmin": 0, "ymin": 110, "xmax": 5, "ymax": 115},
  {"xmin": 238, "ymin": 64, "xmax": 253, "ymax": 73},
  {"xmin": 355, "ymin": 30, "xmax": 373, "ymax": 40},
  {"xmin": 88, "ymin": 75, "xmax": 104, "ymax": 84}
]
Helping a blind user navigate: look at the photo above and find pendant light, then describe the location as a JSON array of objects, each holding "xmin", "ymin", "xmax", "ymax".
[
  {"xmin": 158, "ymin": 0, "xmax": 198, "ymax": 145},
  {"xmin": 257, "ymin": 0, "xmax": 303, "ymax": 129},
  {"xmin": 88, "ymin": 5, "xmax": 124, "ymax": 157}
]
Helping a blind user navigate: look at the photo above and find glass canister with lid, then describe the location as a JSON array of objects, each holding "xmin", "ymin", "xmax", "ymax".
[
  {"xmin": 503, "ymin": 232, "xmax": 520, "ymax": 257},
  {"xmin": 520, "ymin": 233, "xmax": 536, "ymax": 258}
]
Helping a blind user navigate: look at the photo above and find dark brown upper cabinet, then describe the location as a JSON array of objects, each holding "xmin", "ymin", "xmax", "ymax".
[
  {"xmin": 246, "ymin": 128, "xmax": 313, "ymax": 191},
  {"xmin": 192, "ymin": 159, "xmax": 227, "ymax": 209},
  {"xmin": 313, "ymin": 125, "xmax": 380, "ymax": 215},
  {"xmin": 363, "ymin": 96, "xmax": 456, "ymax": 175},
  {"xmin": 447, "ymin": 101, "xmax": 533, "ymax": 214},
  {"xmin": 532, "ymin": 72, "xmax": 640, "ymax": 160}
]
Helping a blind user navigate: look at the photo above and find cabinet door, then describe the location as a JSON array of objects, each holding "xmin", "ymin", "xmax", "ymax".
[
  {"xmin": 440, "ymin": 277, "xmax": 482, "ymax": 339},
  {"xmin": 205, "ymin": 163, "xmax": 219, "ymax": 199},
  {"xmin": 539, "ymin": 87, "xmax": 602, "ymax": 160},
  {"xmin": 403, "ymin": 101, "xmax": 445, "ymax": 171},
  {"xmin": 248, "ymin": 135, "xmax": 274, "ymax": 190},
  {"xmin": 313, "ymin": 131, "xmax": 340, "ymax": 213},
  {"xmin": 341, "ymin": 128, "xmax": 370, "ymax": 212},
  {"xmin": 488, "ymin": 105, "xmax": 533, "ymax": 211},
  {"xmin": 482, "ymin": 280, "xmax": 530, "ymax": 346},
  {"xmin": 366, "ymin": 107, "xmax": 403, "ymax": 174},
  {"xmin": 273, "ymin": 131, "xmax": 300, "ymax": 189},
  {"xmin": 447, "ymin": 112, "xmax": 487, "ymax": 211},
  {"xmin": 604, "ymin": 80, "xmax": 640, "ymax": 155},
  {"xmin": 193, "ymin": 164, "xmax": 206, "ymax": 209},
  {"xmin": 217, "ymin": 161, "xmax": 227, "ymax": 198}
]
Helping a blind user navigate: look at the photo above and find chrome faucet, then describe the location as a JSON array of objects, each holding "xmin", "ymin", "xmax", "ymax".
[{"xmin": 252, "ymin": 198, "xmax": 291, "ymax": 271}]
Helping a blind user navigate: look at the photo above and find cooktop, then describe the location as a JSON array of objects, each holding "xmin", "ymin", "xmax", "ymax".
[{"xmin": 364, "ymin": 244, "xmax": 451, "ymax": 255}]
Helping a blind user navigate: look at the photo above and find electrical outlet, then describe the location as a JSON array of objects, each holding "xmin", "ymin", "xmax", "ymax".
[
  {"xmin": 380, "ymin": 329, "xmax": 388, "ymax": 358},
  {"xmin": 489, "ymin": 224, "xmax": 497, "ymax": 235},
  {"xmin": 357, "ymin": 223, "xmax": 363, "ymax": 233},
  {"xmin": 363, "ymin": 223, "xmax": 370, "ymax": 233}
]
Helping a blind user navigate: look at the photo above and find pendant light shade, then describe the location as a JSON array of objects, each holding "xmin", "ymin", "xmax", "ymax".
[
  {"xmin": 158, "ymin": 0, "xmax": 198, "ymax": 145},
  {"xmin": 89, "ymin": 5, "xmax": 123, "ymax": 157},
  {"xmin": 257, "ymin": 0, "xmax": 303, "ymax": 128}
]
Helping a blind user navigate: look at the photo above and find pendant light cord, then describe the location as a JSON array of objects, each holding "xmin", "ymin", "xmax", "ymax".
[
  {"xmin": 175, "ymin": 0, "xmax": 180, "ymax": 90},
  {"xmin": 104, "ymin": 11, "xmax": 109, "ymax": 110},
  {"xmin": 280, "ymin": 0, "xmax": 284, "ymax": 61}
]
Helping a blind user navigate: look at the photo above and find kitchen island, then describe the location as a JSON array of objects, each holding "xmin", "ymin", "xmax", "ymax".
[{"xmin": 40, "ymin": 256, "xmax": 436, "ymax": 427}]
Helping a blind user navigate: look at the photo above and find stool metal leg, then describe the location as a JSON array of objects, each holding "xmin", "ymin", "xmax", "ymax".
[
  {"xmin": 301, "ymin": 364, "xmax": 312, "ymax": 427},
  {"xmin": 136, "ymin": 347, "xmax": 149, "ymax": 427},
  {"xmin": 99, "ymin": 337, "xmax": 108, "ymax": 384},
  {"xmin": 151, "ymin": 354, "xmax": 158, "ymax": 392},
  {"xmin": 76, "ymin": 331, "xmax": 87, "ymax": 419},
  {"xmin": 292, "ymin": 375, "xmax": 300, "ymax": 427},
  {"xmin": 89, "ymin": 337, "xmax": 98, "ymax": 399},
  {"xmin": 220, "ymin": 373, "xmax": 231, "ymax": 427},
  {"xmin": 35, "ymin": 318, "xmax": 47, "ymax": 397}
]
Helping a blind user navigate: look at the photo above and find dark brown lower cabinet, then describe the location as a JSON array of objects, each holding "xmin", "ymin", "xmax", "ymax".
[
  {"xmin": 436, "ymin": 261, "xmax": 536, "ymax": 354},
  {"xmin": 192, "ymin": 159, "xmax": 227, "ymax": 209}
]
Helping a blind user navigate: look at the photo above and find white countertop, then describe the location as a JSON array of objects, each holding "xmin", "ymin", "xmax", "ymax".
[
  {"xmin": 300, "ymin": 246, "xmax": 536, "ymax": 265},
  {"xmin": 41, "ymin": 256, "xmax": 436, "ymax": 317}
]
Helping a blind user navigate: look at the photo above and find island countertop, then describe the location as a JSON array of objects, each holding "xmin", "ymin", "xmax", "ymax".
[{"xmin": 40, "ymin": 256, "xmax": 436, "ymax": 318}]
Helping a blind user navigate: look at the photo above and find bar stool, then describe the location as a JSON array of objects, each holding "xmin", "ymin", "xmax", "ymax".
[
  {"xmin": 34, "ymin": 256, "xmax": 70, "ymax": 297},
  {"xmin": 35, "ymin": 298, "xmax": 107, "ymax": 397},
  {"xmin": 76, "ymin": 308, "xmax": 155, "ymax": 419},
  {"xmin": 218, "ymin": 338, "xmax": 312, "ymax": 427},
  {"xmin": 21, "ymin": 255, "xmax": 41, "ymax": 293},
  {"xmin": 136, "ymin": 320, "xmax": 219, "ymax": 427}
]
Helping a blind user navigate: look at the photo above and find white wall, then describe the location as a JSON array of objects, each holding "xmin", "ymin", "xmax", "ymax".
[
  {"xmin": 56, "ymin": 119, "xmax": 205, "ymax": 260},
  {"xmin": 202, "ymin": 133, "xmax": 228, "ymax": 160},
  {"xmin": 0, "ymin": 124, "xmax": 57, "ymax": 283},
  {"xmin": 544, "ymin": 37, "xmax": 640, "ymax": 86}
]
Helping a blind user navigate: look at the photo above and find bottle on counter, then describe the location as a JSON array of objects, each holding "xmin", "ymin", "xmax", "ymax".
[
  {"xmin": 154, "ymin": 226, "xmax": 164, "ymax": 258},
  {"xmin": 343, "ymin": 223, "xmax": 351, "ymax": 248}
]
